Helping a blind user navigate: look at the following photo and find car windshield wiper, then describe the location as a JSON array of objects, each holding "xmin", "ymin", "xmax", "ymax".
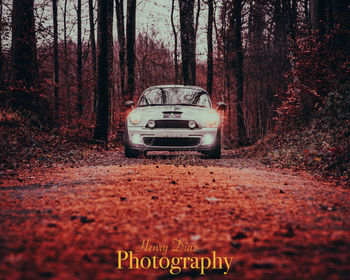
[
  {"xmin": 139, "ymin": 104, "xmax": 167, "ymax": 107},
  {"xmin": 176, "ymin": 103, "xmax": 203, "ymax": 107}
]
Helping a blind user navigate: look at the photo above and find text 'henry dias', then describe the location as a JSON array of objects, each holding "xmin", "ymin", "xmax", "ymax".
[{"xmin": 116, "ymin": 239, "xmax": 234, "ymax": 275}]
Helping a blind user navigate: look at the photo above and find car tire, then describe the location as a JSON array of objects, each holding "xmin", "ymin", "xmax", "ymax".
[
  {"xmin": 207, "ymin": 129, "xmax": 222, "ymax": 159},
  {"xmin": 207, "ymin": 140, "xmax": 221, "ymax": 159},
  {"xmin": 124, "ymin": 143, "xmax": 141, "ymax": 158}
]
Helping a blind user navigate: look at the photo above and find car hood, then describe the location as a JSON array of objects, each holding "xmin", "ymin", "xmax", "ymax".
[{"xmin": 129, "ymin": 105, "xmax": 219, "ymax": 127}]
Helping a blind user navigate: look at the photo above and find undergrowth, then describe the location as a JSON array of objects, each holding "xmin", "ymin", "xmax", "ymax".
[
  {"xmin": 0, "ymin": 108, "xmax": 105, "ymax": 172},
  {"xmin": 242, "ymin": 83, "xmax": 350, "ymax": 185}
]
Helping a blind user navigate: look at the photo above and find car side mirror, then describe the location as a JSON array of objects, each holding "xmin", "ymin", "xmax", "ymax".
[
  {"xmin": 216, "ymin": 102, "xmax": 227, "ymax": 111},
  {"xmin": 124, "ymin": 101, "xmax": 134, "ymax": 108}
]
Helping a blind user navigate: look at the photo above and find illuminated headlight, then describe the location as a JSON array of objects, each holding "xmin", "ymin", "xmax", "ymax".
[
  {"xmin": 129, "ymin": 110, "xmax": 142, "ymax": 125},
  {"xmin": 131, "ymin": 134, "xmax": 142, "ymax": 145},
  {"xmin": 203, "ymin": 112, "xmax": 219, "ymax": 127},
  {"xmin": 188, "ymin": 120, "xmax": 196, "ymax": 129},
  {"xmin": 202, "ymin": 134, "xmax": 215, "ymax": 145},
  {"xmin": 147, "ymin": 120, "xmax": 155, "ymax": 128}
]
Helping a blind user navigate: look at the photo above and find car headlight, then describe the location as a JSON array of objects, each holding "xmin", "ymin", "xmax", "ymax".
[
  {"xmin": 128, "ymin": 110, "xmax": 142, "ymax": 125},
  {"xmin": 204, "ymin": 112, "xmax": 219, "ymax": 127}
]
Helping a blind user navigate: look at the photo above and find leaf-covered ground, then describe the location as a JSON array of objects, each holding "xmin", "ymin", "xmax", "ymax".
[{"xmin": 0, "ymin": 151, "xmax": 350, "ymax": 279}]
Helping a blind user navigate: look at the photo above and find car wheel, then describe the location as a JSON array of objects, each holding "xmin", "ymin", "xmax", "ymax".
[
  {"xmin": 207, "ymin": 140, "xmax": 221, "ymax": 159},
  {"xmin": 124, "ymin": 143, "xmax": 141, "ymax": 158}
]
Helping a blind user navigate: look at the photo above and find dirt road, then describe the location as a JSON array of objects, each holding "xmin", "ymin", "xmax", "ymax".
[{"xmin": 0, "ymin": 150, "xmax": 349, "ymax": 279}]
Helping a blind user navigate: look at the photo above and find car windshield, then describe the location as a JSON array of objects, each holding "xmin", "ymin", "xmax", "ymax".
[{"xmin": 138, "ymin": 87, "xmax": 211, "ymax": 108}]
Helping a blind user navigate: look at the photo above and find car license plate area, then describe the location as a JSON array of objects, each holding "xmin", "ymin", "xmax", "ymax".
[{"xmin": 163, "ymin": 112, "xmax": 182, "ymax": 118}]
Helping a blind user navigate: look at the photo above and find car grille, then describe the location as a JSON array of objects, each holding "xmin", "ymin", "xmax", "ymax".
[
  {"xmin": 143, "ymin": 137, "xmax": 201, "ymax": 147},
  {"xmin": 146, "ymin": 120, "xmax": 199, "ymax": 129}
]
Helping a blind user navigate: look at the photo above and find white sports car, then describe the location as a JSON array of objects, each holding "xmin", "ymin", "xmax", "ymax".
[{"xmin": 124, "ymin": 85, "xmax": 226, "ymax": 158}]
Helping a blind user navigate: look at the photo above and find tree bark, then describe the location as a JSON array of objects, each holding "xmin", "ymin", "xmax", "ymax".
[
  {"xmin": 116, "ymin": 0, "xmax": 126, "ymax": 98},
  {"xmin": 107, "ymin": 0, "xmax": 114, "ymax": 126},
  {"xmin": 310, "ymin": 0, "xmax": 326, "ymax": 35},
  {"xmin": 89, "ymin": 0, "xmax": 97, "ymax": 115},
  {"xmin": 63, "ymin": 0, "xmax": 71, "ymax": 125},
  {"xmin": 11, "ymin": 0, "xmax": 37, "ymax": 107},
  {"xmin": 178, "ymin": 0, "xmax": 196, "ymax": 85},
  {"xmin": 332, "ymin": 0, "xmax": 350, "ymax": 57},
  {"xmin": 193, "ymin": 0, "xmax": 200, "ymax": 83},
  {"xmin": 89, "ymin": 0, "xmax": 97, "ymax": 75},
  {"xmin": 171, "ymin": 0, "xmax": 179, "ymax": 84},
  {"xmin": 304, "ymin": 0, "xmax": 309, "ymax": 23},
  {"xmin": 53, "ymin": 0, "xmax": 59, "ymax": 121},
  {"xmin": 290, "ymin": 0, "xmax": 297, "ymax": 41},
  {"xmin": 77, "ymin": 0, "xmax": 83, "ymax": 116},
  {"xmin": 0, "ymin": 0, "xmax": 3, "ymax": 90},
  {"xmin": 126, "ymin": 0, "xmax": 136, "ymax": 101},
  {"xmin": 232, "ymin": 0, "xmax": 247, "ymax": 145},
  {"xmin": 206, "ymin": 0, "xmax": 214, "ymax": 96},
  {"xmin": 94, "ymin": 0, "xmax": 113, "ymax": 141}
]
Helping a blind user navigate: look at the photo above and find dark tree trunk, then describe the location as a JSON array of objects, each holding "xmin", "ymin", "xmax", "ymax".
[
  {"xmin": 332, "ymin": 0, "xmax": 350, "ymax": 57},
  {"xmin": 94, "ymin": 0, "xmax": 113, "ymax": 141},
  {"xmin": 178, "ymin": 0, "xmax": 196, "ymax": 85},
  {"xmin": 77, "ymin": 0, "xmax": 83, "ymax": 116},
  {"xmin": 107, "ymin": 0, "xmax": 114, "ymax": 126},
  {"xmin": 290, "ymin": 0, "xmax": 297, "ymax": 41},
  {"xmin": 171, "ymin": 0, "xmax": 179, "ymax": 84},
  {"xmin": 116, "ymin": 0, "xmax": 126, "ymax": 98},
  {"xmin": 193, "ymin": 0, "xmax": 200, "ymax": 83},
  {"xmin": 0, "ymin": 0, "xmax": 3, "ymax": 90},
  {"xmin": 89, "ymin": 0, "xmax": 97, "ymax": 74},
  {"xmin": 11, "ymin": 0, "xmax": 37, "ymax": 107},
  {"xmin": 126, "ymin": 0, "xmax": 136, "ymax": 101},
  {"xmin": 305, "ymin": 0, "xmax": 309, "ymax": 23},
  {"xmin": 53, "ymin": 0, "xmax": 59, "ymax": 121},
  {"xmin": 232, "ymin": 0, "xmax": 247, "ymax": 145},
  {"xmin": 310, "ymin": 0, "xmax": 318, "ymax": 28},
  {"xmin": 206, "ymin": 0, "xmax": 214, "ymax": 96},
  {"xmin": 89, "ymin": 0, "xmax": 97, "ymax": 114},
  {"xmin": 64, "ymin": 0, "xmax": 71, "ymax": 125},
  {"xmin": 273, "ymin": 0, "xmax": 290, "ymax": 75},
  {"xmin": 310, "ymin": 0, "xmax": 327, "ymax": 35}
]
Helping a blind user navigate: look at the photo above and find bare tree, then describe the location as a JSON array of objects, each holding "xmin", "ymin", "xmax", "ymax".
[
  {"xmin": 0, "ymin": 0, "xmax": 3, "ymax": 90},
  {"xmin": 178, "ymin": 0, "xmax": 196, "ymax": 85},
  {"xmin": 126, "ymin": 0, "xmax": 136, "ymax": 101},
  {"xmin": 107, "ymin": 0, "xmax": 114, "ymax": 126},
  {"xmin": 171, "ymin": 0, "xmax": 179, "ymax": 84},
  {"xmin": 89, "ymin": 0, "xmax": 97, "ymax": 75},
  {"xmin": 63, "ymin": 0, "xmax": 71, "ymax": 125},
  {"xmin": 53, "ymin": 0, "xmax": 59, "ymax": 120},
  {"xmin": 94, "ymin": 0, "xmax": 114, "ymax": 141},
  {"xmin": 77, "ymin": 0, "xmax": 83, "ymax": 116},
  {"xmin": 194, "ymin": 0, "xmax": 200, "ymax": 67},
  {"xmin": 89, "ymin": 0, "xmax": 97, "ymax": 114},
  {"xmin": 304, "ymin": 0, "xmax": 309, "ymax": 22},
  {"xmin": 310, "ymin": 0, "xmax": 327, "ymax": 35},
  {"xmin": 206, "ymin": 0, "xmax": 214, "ymax": 96},
  {"xmin": 11, "ymin": 0, "xmax": 37, "ymax": 107},
  {"xmin": 116, "ymin": 0, "xmax": 126, "ymax": 97},
  {"xmin": 231, "ymin": 0, "xmax": 247, "ymax": 145}
]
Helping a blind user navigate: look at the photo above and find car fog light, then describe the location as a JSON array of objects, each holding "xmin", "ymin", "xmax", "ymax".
[
  {"xmin": 202, "ymin": 134, "xmax": 214, "ymax": 145},
  {"xmin": 188, "ymin": 120, "xmax": 196, "ymax": 129},
  {"xmin": 147, "ymin": 120, "xmax": 155, "ymax": 128},
  {"xmin": 131, "ymin": 134, "xmax": 142, "ymax": 145}
]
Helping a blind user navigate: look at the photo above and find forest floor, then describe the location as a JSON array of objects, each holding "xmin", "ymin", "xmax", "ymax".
[{"xmin": 0, "ymin": 149, "xmax": 350, "ymax": 280}]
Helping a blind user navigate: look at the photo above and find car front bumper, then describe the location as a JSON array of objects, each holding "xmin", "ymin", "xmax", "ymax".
[{"xmin": 124, "ymin": 126, "xmax": 219, "ymax": 152}]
